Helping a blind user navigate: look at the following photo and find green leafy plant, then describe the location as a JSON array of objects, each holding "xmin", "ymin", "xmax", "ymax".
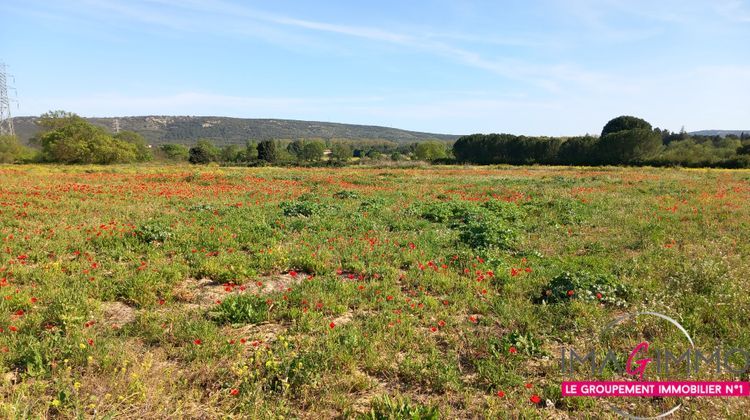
[
  {"xmin": 540, "ymin": 271, "xmax": 630, "ymax": 307},
  {"xmin": 135, "ymin": 222, "xmax": 172, "ymax": 243},
  {"xmin": 215, "ymin": 294, "xmax": 270, "ymax": 324}
]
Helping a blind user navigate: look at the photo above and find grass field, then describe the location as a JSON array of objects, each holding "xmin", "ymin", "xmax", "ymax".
[{"xmin": 1, "ymin": 164, "xmax": 749, "ymax": 418}]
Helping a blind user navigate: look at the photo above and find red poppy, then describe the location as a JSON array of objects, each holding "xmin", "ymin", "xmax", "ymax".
[
  {"xmin": 497, "ymin": 390, "xmax": 505, "ymax": 398},
  {"xmin": 596, "ymin": 293, "xmax": 603, "ymax": 299},
  {"xmin": 509, "ymin": 346, "xmax": 517, "ymax": 354},
  {"xmin": 193, "ymin": 339, "xmax": 202, "ymax": 345},
  {"xmin": 567, "ymin": 290, "xmax": 575, "ymax": 296},
  {"xmin": 8, "ymin": 326, "xmax": 18, "ymax": 332},
  {"xmin": 430, "ymin": 326, "xmax": 438, "ymax": 332},
  {"xmin": 525, "ymin": 383, "xmax": 532, "ymax": 389},
  {"xmin": 530, "ymin": 394, "xmax": 541, "ymax": 404},
  {"xmin": 230, "ymin": 388, "xmax": 239, "ymax": 396},
  {"xmin": 329, "ymin": 322, "xmax": 335, "ymax": 329},
  {"xmin": 437, "ymin": 320, "xmax": 446, "ymax": 327}
]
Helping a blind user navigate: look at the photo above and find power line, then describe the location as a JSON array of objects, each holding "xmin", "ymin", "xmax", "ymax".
[{"xmin": 0, "ymin": 62, "xmax": 16, "ymax": 137}]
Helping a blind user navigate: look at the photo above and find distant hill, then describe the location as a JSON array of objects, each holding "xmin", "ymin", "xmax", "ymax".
[
  {"xmin": 11, "ymin": 116, "xmax": 459, "ymax": 146},
  {"xmin": 689, "ymin": 130, "xmax": 749, "ymax": 137}
]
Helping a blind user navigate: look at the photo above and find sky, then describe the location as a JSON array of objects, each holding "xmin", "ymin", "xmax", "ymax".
[{"xmin": 1, "ymin": 0, "xmax": 749, "ymax": 136}]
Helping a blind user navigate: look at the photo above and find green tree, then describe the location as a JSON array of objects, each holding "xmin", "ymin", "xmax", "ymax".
[
  {"xmin": 300, "ymin": 141, "xmax": 325, "ymax": 161},
  {"xmin": 159, "ymin": 144, "xmax": 189, "ymax": 161},
  {"xmin": 287, "ymin": 140, "xmax": 304, "ymax": 158},
  {"xmin": 415, "ymin": 141, "xmax": 448, "ymax": 161},
  {"xmin": 330, "ymin": 143, "xmax": 353, "ymax": 161},
  {"xmin": 0, "ymin": 135, "xmax": 28, "ymax": 163},
  {"xmin": 39, "ymin": 117, "xmax": 138, "ymax": 164},
  {"xmin": 257, "ymin": 140, "xmax": 278, "ymax": 163},
  {"xmin": 220, "ymin": 144, "xmax": 244, "ymax": 162},
  {"xmin": 114, "ymin": 131, "xmax": 152, "ymax": 162},
  {"xmin": 365, "ymin": 150, "xmax": 383, "ymax": 160},
  {"xmin": 245, "ymin": 141, "xmax": 258, "ymax": 160},
  {"xmin": 597, "ymin": 128, "xmax": 662, "ymax": 164},
  {"xmin": 601, "ymin": 115, "xmax": 652, "ymax": 137},
  {"xmin": 37, "ymin": 110, "xmax": 80, "ymax": 131},
  {"xmin": 188, "ymin": 139, "xmax": 219, "ymax": 164}
]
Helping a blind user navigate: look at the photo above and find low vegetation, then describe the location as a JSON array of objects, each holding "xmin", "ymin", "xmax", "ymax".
[{"xmin": 0, "ymin": 164, "xmax": 748, "ymax": 417}]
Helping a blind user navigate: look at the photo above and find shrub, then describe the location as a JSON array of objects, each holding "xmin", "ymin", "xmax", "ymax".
[
  {"xmin": 135, "ymin": 222, "xmax": 172, "ymax": 243},
  {"xmin": 501, "ymin": 331, "xmax": 545, "ymax": 357},
  {"xmin": 540, "ymin": 271, "xmax": 630, "ymax": 307},
  {"xmin": 333, "ymin": 190, "xmax": 360, "ymax": 199},
  {"xmin": 458, "ymin": 213, "xmax": 517, "ymax": 250},
  {"xmin": 214, "ymin": 294, "xmax": 270, "ymax": 324},
  {"xmin": 281, "ymin": 200, "xmax": 322, "ymax": 217}
]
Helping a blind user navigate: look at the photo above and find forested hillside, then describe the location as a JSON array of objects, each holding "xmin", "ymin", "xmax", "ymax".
[{"xmin": 11, "ymin": 116, "xmax": 458, "ymax": 146}]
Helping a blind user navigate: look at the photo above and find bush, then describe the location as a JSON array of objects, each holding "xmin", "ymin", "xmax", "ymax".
[
  {"xmin": 540, "ymin": 271, "xmax": 630, "ymax": 307},
  {"xmin": 458, "ymin": 213, "xmax": 517, "ymax": 250},
  {"xmin": 214, "ymin": 294, "xmax": 270, "ymax": 324},
  {"xmin": 135, "ymin": 222, "xmax": 172, "ymax": 243},
  {"xmin": 281, "ymin": 200, "xmax": 322, "ymax": 217},
  {"xmin": 333, "ymin": 190, "xmax": 360, "ymax": 199}
]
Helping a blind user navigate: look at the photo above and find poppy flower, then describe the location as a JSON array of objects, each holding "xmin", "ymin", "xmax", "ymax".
[
  {"xmin": 509, "ymin": 346, "xmax": 518, "ymax": 354},
  {"xmin": 437, "ymin": 320, "xmax": 446, "ymax": 327},
  {"xmin": 530, "ymin": 394, "xmax": 541, "ymax": 404},
  {"xmin": 193, "ymin": 339, "xmax": 202, "ymax": 345},
  {"xmin": 497, "ymin": 390, "xmax": 505, "ymax": 398},
  {"xmin": 430, "ymin": 326, "xmax": 438, "ymax": 332},
  {"xmin": 525, "ymin": 383, "xmax": 532, "ymax": 389},
  {"xmin": 329, "ymin": 322, "xmax": 335, "ymax": 329},
  {"xmin": 230, "ymin": 388, "xmax": 239, "ymax": 396},
  {"xmin": 567, "ymin": 290, "xmax": 575, "ymax": 296}
]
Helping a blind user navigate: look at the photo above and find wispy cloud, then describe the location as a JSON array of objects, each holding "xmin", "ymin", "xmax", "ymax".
[{"xmin": 64, "ymin": 0, "xmax": 620, "ymax": 93}]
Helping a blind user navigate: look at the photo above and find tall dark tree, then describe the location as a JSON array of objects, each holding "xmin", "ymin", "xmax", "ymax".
[
  {"xmin": 188, "ymin": 139, "xmax": 219, "ymax": 164},
  {"xmin": 287, "ymin": 140, "xmax": 304, "ymax": 157},
  {"xmin": 601, "ymin": 115, "xmax": 652, "ymax": 137},
  {"xmin": 257, "ymin": 140, "xmax": 278, "ymax": 163}
]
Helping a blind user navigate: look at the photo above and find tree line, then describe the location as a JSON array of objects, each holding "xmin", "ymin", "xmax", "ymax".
[
  {"xmin": 1, "ymin": 112, "xmax": 748, "ymax": 168},
  {"xmin": 453, "ymin": 116, "xmax": 750, "ymax": 168}
]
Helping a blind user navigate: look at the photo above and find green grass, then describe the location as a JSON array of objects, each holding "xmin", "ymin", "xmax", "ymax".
[{"xmin": 0, "ymin": 164, "xmax": 748, "ymax": 418}]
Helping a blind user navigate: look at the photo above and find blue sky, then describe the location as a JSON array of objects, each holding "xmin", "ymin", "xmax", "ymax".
[{"xmin": 1, "ymin": 0, "xmax": 749, "ymax": 135}]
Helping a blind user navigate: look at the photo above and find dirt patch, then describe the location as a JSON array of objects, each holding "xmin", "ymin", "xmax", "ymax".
[
  {"xmin": 331, "ymin": 310, "xmax": 355, "ymax": 327},
  {"xmin": 255, "ymin": 271, "xmax": 308, "ymax": 294},
  {"xmin": 101, "ymin": 301, "xmax": 137, "ymax": 327},
  {"xmin": 173, "ymin": 272, "xmax": 309, "ymax": 308},
  {"xmin": 227, "ymin": 322, "xmax": 287, "ymax": 346}
]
